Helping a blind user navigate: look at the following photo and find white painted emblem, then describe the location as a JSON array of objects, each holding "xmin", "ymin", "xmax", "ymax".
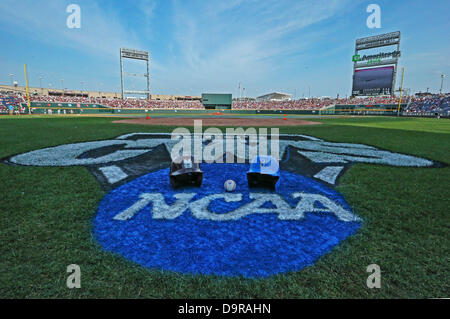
[
  {"xmin": 6, "ymin": 133, "xmax": 438, "ymax": 187},
  {"xmin": 112, "ymin": 192, "xmax": 361, "ymax": 223}
]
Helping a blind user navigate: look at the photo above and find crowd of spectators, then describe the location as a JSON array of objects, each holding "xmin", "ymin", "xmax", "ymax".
[
  {"xmin": 30, "ymin": 95, "xmax": 204, "ymax": 109},
  {"xmin": 29, "ymin": 95, "xmax": 407, "ymax": 110},
  {"xmin": 17, "ymin": 93, "xmax": 419, "ymax": 111},
  {"xmin": 233, "ymin": 98, "xmax": 335, "ymax": 110},
  {"xmin": 0, "ymin": 94, "xmax": 25, "ymax": 114},
  {"xmin": 338, "ymin": 96, "xmax": 403, "ymax": 105},
  {"xmin": 404, "ymin": 94, "xmax": 450, "ymax": 115},
  {"xmin": 2, "ymin": 92, "xmax": 450, "ymax": 115},
  {"xmin": 233, "ymin": 96, "xmax": 406, "ymax": 110},
  {"xmin": 101, "ymin": 98, "xmax": 204, "ymax": 109},
  {"xmin": 30, "ymin": 95, "xmax": 340, "ymax": 110}
]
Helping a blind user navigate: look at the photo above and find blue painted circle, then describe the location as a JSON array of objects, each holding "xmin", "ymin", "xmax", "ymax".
[{"xmin": 93, "ymin": 163, "xmax": 361, "ymax": 278}]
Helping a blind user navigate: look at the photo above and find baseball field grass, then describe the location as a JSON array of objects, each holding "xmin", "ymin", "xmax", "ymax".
[{"xmin": 0, "ymin": 116, "xmax": 448, "ymax": 298}]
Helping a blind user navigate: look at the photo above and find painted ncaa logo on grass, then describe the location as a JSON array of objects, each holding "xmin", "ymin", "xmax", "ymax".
[
  {"xmin": 4, "ymin": 133, "xmax": 443, "ymax": 278},
  {"xmin": 94, "ymin": 163, "xmax": 361, "ymax": 278}
]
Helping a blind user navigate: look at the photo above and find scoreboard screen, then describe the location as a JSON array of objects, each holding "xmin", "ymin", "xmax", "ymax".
[
  {"xmin": 352, "ymin": 66, "xmax": 394, "ymax": 96},
  {"xmin": 202, "ymin": 94, "xmax": 232, "ymax": 109}
]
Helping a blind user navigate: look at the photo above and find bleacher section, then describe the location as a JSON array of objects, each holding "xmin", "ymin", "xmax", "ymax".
[
  {"xmin": 404, "ymin": 94, "xmax": 450, "ymax": 116},
  {"xmin": 0, "ymin": 94, "xmax": 24, "ymax": 114},
  {"xmin": 1, "ymin": 92, "xmax": 449, "ymax": 117}
]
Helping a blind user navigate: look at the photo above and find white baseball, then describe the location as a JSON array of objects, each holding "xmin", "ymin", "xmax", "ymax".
[{"xmin": 224, "ymin": 180, "xmax": 236, "ymax": 192}]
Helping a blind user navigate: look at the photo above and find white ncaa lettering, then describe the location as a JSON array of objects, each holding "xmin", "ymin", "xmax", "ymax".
[
  {"xmin": 113, "ymin": 193, "xmax": 195, "ymax": 221},
  {"xmin": 113, "ymin": 192, "xmax": 360, "ymax": 222}
]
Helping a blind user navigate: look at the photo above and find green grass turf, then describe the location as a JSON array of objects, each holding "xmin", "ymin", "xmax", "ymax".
[{"xmin": 0, "ymin": 116, "xmax": 448, "ymax": 298}]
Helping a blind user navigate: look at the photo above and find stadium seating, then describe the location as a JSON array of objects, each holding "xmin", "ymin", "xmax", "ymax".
[
  {"xmin": 2, "ymin": 92, "xmax": 449, "ymax": 115},
  {"xmin": 233, "ymin": 99, "xmax": 334, "ymax": 110},
  {"xmin": 30, "ymin": 95, "xmax": 204, "ymax": 109},
  {"xmin": 0, "ymin": 94, "xmax": 24, "ymax": 114},
  {"xmin": 404, "ymin": 94, "xmax": 450, "ymax": 115}
]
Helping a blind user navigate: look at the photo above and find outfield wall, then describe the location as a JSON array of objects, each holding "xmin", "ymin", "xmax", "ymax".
[
  {"xmin": 24, "ymin": 102, "xmax": 322, "ymax": 115},
  {"xmin": 19, "ymin": 102, "xmax": 444, "ymax": 118},
  {"xmin": 321, "ymin": 104, "xmax": 407, "ymax": 115},
  {"xmin": 26, "ymin": 102, "xmax": 114, "ymax": 114}
]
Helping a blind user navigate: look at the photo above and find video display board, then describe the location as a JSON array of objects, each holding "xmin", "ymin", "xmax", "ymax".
[
  {"xmin": 202, "ymin": 94, "xmax": 232, "ymax": 109},
  {"xmin": 352, "ymin": 66, "xmax": 394, "ymax": 96}
]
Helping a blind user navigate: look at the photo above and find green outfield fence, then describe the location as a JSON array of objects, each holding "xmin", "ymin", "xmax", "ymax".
[{"xmin": 16, "ymin": 102, "xmax": 444, "ymax": 118}]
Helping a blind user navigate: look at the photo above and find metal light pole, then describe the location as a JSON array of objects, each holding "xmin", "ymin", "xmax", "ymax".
[
  {"xmin": 61, "ymin": 79, "xmax": 64, "ymax": 96},
  {"xmin": 397, "ymin": 67, "xmax": 405, "ymax": 116},
  {"xmin": 440, "ymin": 74, "xmax": 446, "ymax": 95},
  {"xmin": 80, "ymin": 81, "xmax": 84, "ymax": 96},
  {"xmin": 238, "ymin": 82, "xmax": 242, "ymax": 101}
]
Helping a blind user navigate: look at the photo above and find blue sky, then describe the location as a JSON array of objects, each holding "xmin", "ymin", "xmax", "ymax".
[{"xmin": 0, "ymin": 0, "xmax": 449, "ymax": 97}]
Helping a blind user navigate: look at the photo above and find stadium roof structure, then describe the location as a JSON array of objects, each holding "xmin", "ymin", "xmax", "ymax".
[{"xmin": 257, "ymin": 92, "xmax": 292, "ymax": 101}]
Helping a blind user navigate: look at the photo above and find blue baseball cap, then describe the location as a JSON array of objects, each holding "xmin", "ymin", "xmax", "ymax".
[
  {"xmin": 248, "ymin": 155, "xmax": 280, "ymax": 176},
  {"xmin": 247, "ymin": 155, "xmax": 280, "ymax": 189}
]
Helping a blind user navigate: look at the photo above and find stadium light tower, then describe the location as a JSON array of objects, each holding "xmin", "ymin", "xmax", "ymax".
[
  {"xmin": 120, "ymin": 48, "xmax": 150, "ymax": 99},
  {"xmin": 9, "ymin": 73, "xmax": 14, "ymax": 86},
  {"xmin": 440, "ymin": 74, "xmax": 446, "ymax": 95},
  {"xmin": 39, "ymin": 75, "xmax": 43, "ymax": 94},
  {"xmin": 238, "ymin": 82, "xmax": 242, "ymax": 100}
]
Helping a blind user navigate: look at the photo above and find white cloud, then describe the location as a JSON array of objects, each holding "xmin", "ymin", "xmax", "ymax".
[{"xmin": 163, "ymin": 0, "xmax": 354, "ymax": 94}]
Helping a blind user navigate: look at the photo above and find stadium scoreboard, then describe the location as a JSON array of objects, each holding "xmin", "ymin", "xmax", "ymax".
[
  {"xmin": 202, "ymin": 94, "xmax": 232, "ymax": 109},
  {"xmin": 352, "ymin": 31, "xmax": 401, "ymax": 97}
]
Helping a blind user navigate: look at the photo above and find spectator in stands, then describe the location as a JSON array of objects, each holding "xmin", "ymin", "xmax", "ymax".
[{"xmin": 2, "ymin": 91, "xmax": 448, "ymax": 115}]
